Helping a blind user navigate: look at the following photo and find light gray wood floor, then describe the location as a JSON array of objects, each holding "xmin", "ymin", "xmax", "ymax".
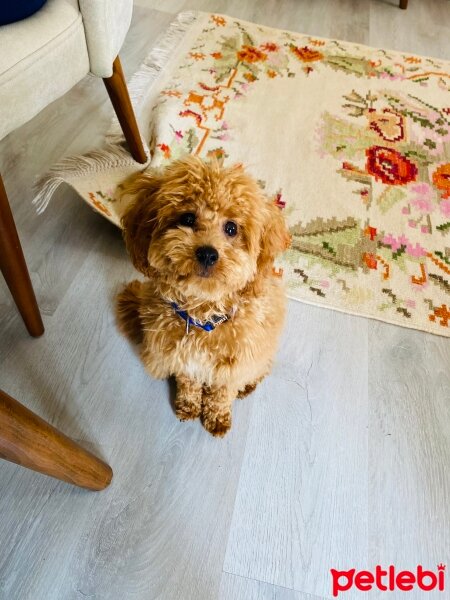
[{"xmin": 1, "ymin": 1, "xmax": 449, "ymax": 599}]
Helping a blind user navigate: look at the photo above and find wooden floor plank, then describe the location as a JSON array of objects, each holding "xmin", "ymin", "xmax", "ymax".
[
  {"xmin": 219, "ymin": 572, "xmax": 325, "ymax": 600},
  {"xmin": 223, "ymin": 302, "xmax": 369, "ymax": 598},
  {"xmin": 368, "ymin": 322, "xmax": 450, "ymax": 590}
]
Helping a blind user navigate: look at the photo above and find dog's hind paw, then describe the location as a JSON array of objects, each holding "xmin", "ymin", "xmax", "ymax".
[
  {"xmin": 237, "ymin": 382, "xmax": 258, "ymax": 399},
  {"xmin": 201, "ymin": 408, "xmax": 232, "ymax": 437}
]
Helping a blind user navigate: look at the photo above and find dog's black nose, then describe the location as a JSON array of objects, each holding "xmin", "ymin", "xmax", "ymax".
[{"xmin": 196, "ymin": 246, "xmax": 219, "ymax": 267}]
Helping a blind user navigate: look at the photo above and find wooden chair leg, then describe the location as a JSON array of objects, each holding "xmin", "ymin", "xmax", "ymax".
[
  {"xmin": 399, "ymin": 0, "xmax": 408, "ymax": 9},
  {"xmin": 0, "ymin": 389, "xmax": 113, "ymax": 491},
  {"xmin": 103, "ymin": 56, "xmax": 147, "ymax": 164},
  {"xmin": 0, "ymin": 173, "xmax": 44, "ymax": 337}
]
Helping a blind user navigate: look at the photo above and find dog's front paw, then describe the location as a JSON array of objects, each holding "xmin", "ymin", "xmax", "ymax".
[
  {"xmin": 175, "ymin": 376, "xmax": 202, "ymax": 421},
  {"xmin": 201, "ymin": 407, "xmax": 232, "ymax": 437},
  {"xmin": 175, "ymin": 398, "xmax": 202, "ymax": 421}
]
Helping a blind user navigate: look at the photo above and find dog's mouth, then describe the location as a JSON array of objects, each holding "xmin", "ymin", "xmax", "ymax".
[
  {"xmin": 197, "ymin": 265, "xmax": 215, "ymax": 279},
  {"xmin": 169, "ymin": 262, "xmax": 217, "ymax": 282}
]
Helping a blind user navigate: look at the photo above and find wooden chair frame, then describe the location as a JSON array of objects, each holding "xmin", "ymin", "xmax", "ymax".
[{"xmin": 0, "ymin": 55, "xmax": 145, "ymax": 488}]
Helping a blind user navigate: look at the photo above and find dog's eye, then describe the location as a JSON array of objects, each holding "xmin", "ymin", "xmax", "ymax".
[
  {"xmin": 224, "ymin": 221, "xmax": 238, "ymax": 237},
  {"xmin": 179, "ymin": 212, "xmax": 196, "ymax": 227}
]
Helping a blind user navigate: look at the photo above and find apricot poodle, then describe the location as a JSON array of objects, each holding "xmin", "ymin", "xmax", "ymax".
[{"xmin": 116, "ymin": 156, "xmax": 289, "ymax": 437}]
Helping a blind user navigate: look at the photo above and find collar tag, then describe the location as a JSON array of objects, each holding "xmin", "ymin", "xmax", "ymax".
[{"xmin": 170, "ymin": 301, "xmax": 230, "ymax": 333}]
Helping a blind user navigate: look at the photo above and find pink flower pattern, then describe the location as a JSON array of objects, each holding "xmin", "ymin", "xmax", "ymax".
[
  {"xmin": 383, "ymin": 234, "xmax": 428, "ymax": 258},
  {"xmin": 439, "ymin": 199, "xmax": 450, "ymax": 217}
]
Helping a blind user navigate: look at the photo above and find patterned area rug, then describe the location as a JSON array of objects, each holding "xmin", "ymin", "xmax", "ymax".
[{"xmin": 35, "ymin": 12, "xmax": 450, "ymax": 336}]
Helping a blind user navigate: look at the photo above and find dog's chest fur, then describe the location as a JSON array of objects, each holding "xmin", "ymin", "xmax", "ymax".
[{"xmin": 138, "ymin": 279, "xmax": 285, "ymax": 388}]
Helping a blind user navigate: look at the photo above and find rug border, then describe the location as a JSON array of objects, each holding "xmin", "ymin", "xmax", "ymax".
[
  {"xmin": 286, "ymin": 293, "xmax": 448, "ymax": 337},
  {"xmin": 210, "ymin": 11, "xmax": 450, "ymax": 65}
]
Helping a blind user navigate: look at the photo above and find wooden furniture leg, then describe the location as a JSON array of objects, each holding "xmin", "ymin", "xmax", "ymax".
[
  {"xmin": 103, "ymin": 56, "xmax": 147, "ymax": 164},
  {"xmin": 0, "ymin": 389, "xmax": 113, "ymax": 491},
  {"xmin": 0, "ymin": 173, "xmax": 44, "ymax": 337},
  {"xmin": 399, "ymin": 0, "xmax": 408, "ymax": 8}
]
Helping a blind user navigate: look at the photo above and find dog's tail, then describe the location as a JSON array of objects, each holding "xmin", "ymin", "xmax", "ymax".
[{"xmin": 116, "ymin": 280, "xmax": 144, "ymax": 345}]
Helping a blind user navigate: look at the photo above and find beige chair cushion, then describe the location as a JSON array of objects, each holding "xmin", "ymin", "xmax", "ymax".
[{"xmin": 0, "ymin": 0, "xmax": 90, "ymax": 140}]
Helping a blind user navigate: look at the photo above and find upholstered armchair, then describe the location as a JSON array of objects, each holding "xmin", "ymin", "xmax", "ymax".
[
  {"xmin": 0, "ymin": 0, "xmax": 146, "ymax": 490},
  {"xmin": 0, "ymin": 0, "xmax": 146, "ymax": 339}
]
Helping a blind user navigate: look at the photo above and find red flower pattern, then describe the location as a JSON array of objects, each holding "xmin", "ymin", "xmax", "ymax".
[{"xmin": 365, "ymin": 146, "xmax": 418, "ymax": 186}]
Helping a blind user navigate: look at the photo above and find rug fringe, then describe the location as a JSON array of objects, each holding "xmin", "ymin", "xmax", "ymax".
[
  {"xmin": 33, "ymin": 10, "xmax": 199, "ymax": 212},
  {"xmin": 108, "ymin": 10, "xmax": 198, "ymax": 140},
  {"xmin": 32, "ymin": 144, "xmax": 132, "ymax": 213}
]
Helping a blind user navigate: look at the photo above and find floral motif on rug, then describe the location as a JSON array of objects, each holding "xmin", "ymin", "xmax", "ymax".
[{"xmin": 44, "ymin": 12, "xmax": 450, "ymax": 335}]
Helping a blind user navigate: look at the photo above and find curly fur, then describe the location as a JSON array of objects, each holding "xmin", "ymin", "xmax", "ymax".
[{"xmin": 116, "ymin": 156, "xmax": 289, "ymax": 437}]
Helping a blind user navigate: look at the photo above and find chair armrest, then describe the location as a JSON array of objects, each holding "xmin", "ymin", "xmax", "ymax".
[{"xmin": 78, "ymin": 0, "xmax": 132, "ymax": 77}]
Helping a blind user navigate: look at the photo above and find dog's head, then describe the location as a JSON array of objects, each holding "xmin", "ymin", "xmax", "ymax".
[{"xmin": 121, "ymin": 156, "xmax": 290, "ymax": 302}]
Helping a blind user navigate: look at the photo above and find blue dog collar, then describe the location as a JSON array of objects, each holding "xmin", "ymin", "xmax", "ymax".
[{"xmin": 171, "ymin": 302, "xmax": 230, "ymax": 334}]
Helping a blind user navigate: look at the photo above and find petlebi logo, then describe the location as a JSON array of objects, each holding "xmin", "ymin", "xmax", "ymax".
[{"xmin": 330, "ymin": 564, "xmax": 446, "ymax": 597}]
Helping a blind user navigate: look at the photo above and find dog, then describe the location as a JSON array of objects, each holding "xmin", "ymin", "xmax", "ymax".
[{"xmin": 116, "ymin": 155, "xmax": 289, "ymax": 437}]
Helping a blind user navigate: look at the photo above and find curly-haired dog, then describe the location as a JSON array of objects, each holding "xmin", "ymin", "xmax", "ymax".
[{"xmin": 116, "ymin": 156, "xmax": 289, "ymax": 437}]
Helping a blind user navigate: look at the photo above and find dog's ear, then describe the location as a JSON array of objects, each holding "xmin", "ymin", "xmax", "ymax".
[
  {"xmin": 120, "ymin": 172, "xmax": 162, "ymax": 276},
  {"xmin": 258, "ymin": 200, "xmax": 291, "ymax": 274}
]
